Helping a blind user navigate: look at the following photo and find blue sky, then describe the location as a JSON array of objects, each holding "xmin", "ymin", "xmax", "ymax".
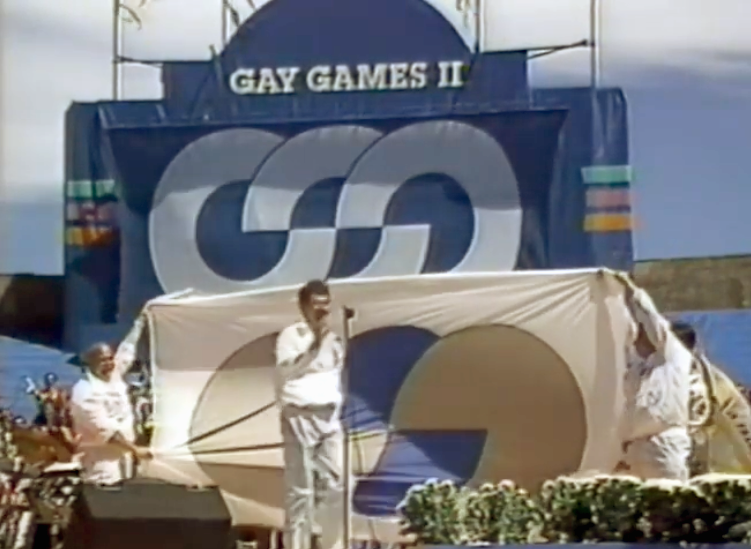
[{"xmin": 1, "ymin": 0, "xmax": 750, "ymax": 273}]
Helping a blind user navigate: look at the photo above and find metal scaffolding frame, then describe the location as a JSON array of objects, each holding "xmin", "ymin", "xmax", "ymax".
[{"xmin": 111, "ymin": 0, "xmax": 602, "ymax": 102}]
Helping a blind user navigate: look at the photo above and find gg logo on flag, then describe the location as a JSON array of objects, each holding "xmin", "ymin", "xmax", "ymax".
[{"xmin": 188, "ymin": 324, "xmax": 587, "ymax": 517}]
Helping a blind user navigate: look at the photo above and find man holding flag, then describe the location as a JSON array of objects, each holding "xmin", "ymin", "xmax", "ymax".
[{"xmin": 615, "ymin": 272, "xmax": 693, "ymax": 480}]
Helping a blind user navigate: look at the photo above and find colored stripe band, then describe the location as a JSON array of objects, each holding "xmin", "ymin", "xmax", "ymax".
[
  {"xmin": 66, "ymin": 179, "xmax": 117, "ymax": 199},
  {"xmin": 581, "ymin": 165, "xmax": 633, "ymax": 185},
  {"xmin": 66, "ymin": 203, "xmax": 80, "ymax": 222},
  {"xmin": 66, "ymin": 180, "xmax": 91, "ymax": 199},
  {"xmin": 65, "ymin": 226, "xmax": 115, "ymax": 247},
  {"xmin": 65, "ymin": 201, "xmax": 116, "ymax": 223},
  {"xmin": 584, "ymin": 213, "xmax": 632, "ymax": 232},
  {"xmin": 585, "ymin": 188, "xmax": 631, "ymax": 209},
  {"xmin": 95, "ymin": 179, "xmax": 117, "ymax": 197}
]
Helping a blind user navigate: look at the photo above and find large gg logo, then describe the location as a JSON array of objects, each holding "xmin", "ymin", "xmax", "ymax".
[
  {"xmin": 148, "ymin": 121, "xmax": 523, "ymax": 295},
  {"xmin": 187, "ymin": 325, "xmax": 587, "ymax": 517}
]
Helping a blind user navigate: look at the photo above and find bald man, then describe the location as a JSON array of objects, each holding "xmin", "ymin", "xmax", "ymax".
[{"xmin": 69, "ymin": 314, "xmax": 152, "ymax": 484}]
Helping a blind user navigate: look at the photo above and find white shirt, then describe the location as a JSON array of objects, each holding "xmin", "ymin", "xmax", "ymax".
[
  {"xmin": 69, "ymin": 320, "xmax": 143, "ymax": 484},
  {"xmin": 275, "ymin": 321, "xmax": 344, "ymax": 408},
  {"xmin": 621, "ymin": 288, "xmax": 692, "ymax": 442}
]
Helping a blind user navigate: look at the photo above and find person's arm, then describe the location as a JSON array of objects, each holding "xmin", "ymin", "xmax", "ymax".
[
  {"xmin": 614, "ymin": 272, "xmax": 669, "ymax": 351},
  {"xmin": 108, "ymin": 431, "xmax": 140, "ymax": 454},
  {"xmin": 70, "ymin": 386, "xmax": 151, "ymax": 459},
  {"xmin": 114, "ymin": 313, "xmax": 147, "ymax": 377},
  {"xmin": 276, "ymin": 325, "xmax": 320, "ymax": 382}
]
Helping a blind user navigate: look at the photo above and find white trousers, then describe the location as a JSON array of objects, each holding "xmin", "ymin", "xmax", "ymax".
[
  {"xmin": 623, "ymin": 427, "xmax": 691, "ymax": 481},
  {"xmin": 282, "ymin": 405, "xmax": 345, "ymax": 549}
]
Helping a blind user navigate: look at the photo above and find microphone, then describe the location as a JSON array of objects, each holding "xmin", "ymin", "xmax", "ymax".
[{"xmin": 343, "ymin": 306, "xmax": 356, "ymax": 320}]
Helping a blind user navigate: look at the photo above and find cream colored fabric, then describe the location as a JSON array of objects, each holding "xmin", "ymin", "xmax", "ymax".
[
  {"xmin": 140, "ymin": 270, "xmax": 632, "ymax": 540},
  {"xmin": 700, "ymin": 361, "xmax": 751, "ymax": 473}
]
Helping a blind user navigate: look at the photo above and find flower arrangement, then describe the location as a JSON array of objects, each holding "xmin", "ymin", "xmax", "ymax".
[
  {"xmin": 397, "ymin": 479, "xmax": 469, "ymax": 545},
  {"xmin": 398, "ymin": 473, "xmax": 751, "ymax": 545},
  {"xmin": 463, "ymin": 481, "xmax": 544, "ymax": 545}
]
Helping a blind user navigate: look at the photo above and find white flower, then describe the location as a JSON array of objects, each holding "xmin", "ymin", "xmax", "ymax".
[
  {"xmin": 642, "ymin": 478, "xmax": 685, "ymax": 490},
  {"xmin": 404, "ymin": 484, "xmax": 426, "ymax": 495}
]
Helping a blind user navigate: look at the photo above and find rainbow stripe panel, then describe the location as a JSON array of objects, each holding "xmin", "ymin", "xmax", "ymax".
[
  {"xmin": 581, "ymin": 165, "xmax": 633, "ymax": 233},
  {"xmin": 65, "ymin": 179, "xmax": 118, "ymax": 247}
]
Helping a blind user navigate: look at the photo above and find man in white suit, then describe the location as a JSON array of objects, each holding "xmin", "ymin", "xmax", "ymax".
[
  {"xmin": 615, "ymin": 273, "xmax": 692, "ymax": 481},
  {"xmin": 275, "ymin": 279, "xmax": 346, "ymax": 549}
]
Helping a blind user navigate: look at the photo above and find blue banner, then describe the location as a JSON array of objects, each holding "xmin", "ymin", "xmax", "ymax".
[
  {"xmin": 108, "ymin": 112, "xmax": 566, "ymax": 319},
  {"xmin": 673, "ymin": 309, "xmax": 751, "ymax": 384},
  {"xmin": 62, "ymin": 0, "xmax": 632, "ymax": 349}
]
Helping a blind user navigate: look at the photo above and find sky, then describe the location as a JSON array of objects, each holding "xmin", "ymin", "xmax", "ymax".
[{"xmin": 1, "ymin": 0, "xmax": 750, "ymax": 274}]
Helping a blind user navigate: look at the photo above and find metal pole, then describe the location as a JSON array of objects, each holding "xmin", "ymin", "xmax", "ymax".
[
  {"xmin": 589, "ymin": 0, "xmax": 602, "ymax": 164},
  {"xmin": 112, "ymin": 0, "xmax": 123, "ymax": 100},
  {"xmin": 341, "ymin": 306, "xmax": 356, "ymax": 549},
  {"xmin": 221, "ymin": 0, "xmax": 228, "ymax": 48},
  {"xmin": 475, "ymin": 0, "xmax": 482, "ymax": 53}
]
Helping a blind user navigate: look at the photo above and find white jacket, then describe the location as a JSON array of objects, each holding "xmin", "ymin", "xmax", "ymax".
[
  {"xmin": 70, "ymin": 317, "xmax": 144, "ymax": 484},
  {"xmin": 621, "ymin": 288, "xmax": 692, "ymax": 442},
  {"xmin": 275, "ymin": 321, "xmax": 344, "ymax": 409}
]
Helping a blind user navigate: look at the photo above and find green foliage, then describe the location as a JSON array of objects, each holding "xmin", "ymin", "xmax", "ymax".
[
  {"xmin": 463, "ymin": 481, "xmax": 543, "ymax": 544},
  {"xmin": 537, "ymin": 475, "xmax": 644, "ymax": 543},
  {"xmin": 398, "ymin": 474, "xmax": 751, "ymax": 545},
  {"xmin": 397, "ymin": 479, "xmax": 468, "ymax": 545}
]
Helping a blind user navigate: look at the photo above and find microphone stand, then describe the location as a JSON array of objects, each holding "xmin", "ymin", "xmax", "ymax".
[{"xmin": 341, "ymin": 306, "xmax": 356, "ymax": 549}]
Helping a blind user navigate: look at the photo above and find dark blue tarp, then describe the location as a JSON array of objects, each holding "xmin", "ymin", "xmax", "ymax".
[
  {"xmin": 108, "ymin": 110, "xmax": 566, "ymax": 319},
  {"xmin": 62, "ymin": 0, "xmax": 632, "ymax": 350},
  {"xmin": 535, "ymin": 88, "xmax": 632, "ymax": 268}
]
